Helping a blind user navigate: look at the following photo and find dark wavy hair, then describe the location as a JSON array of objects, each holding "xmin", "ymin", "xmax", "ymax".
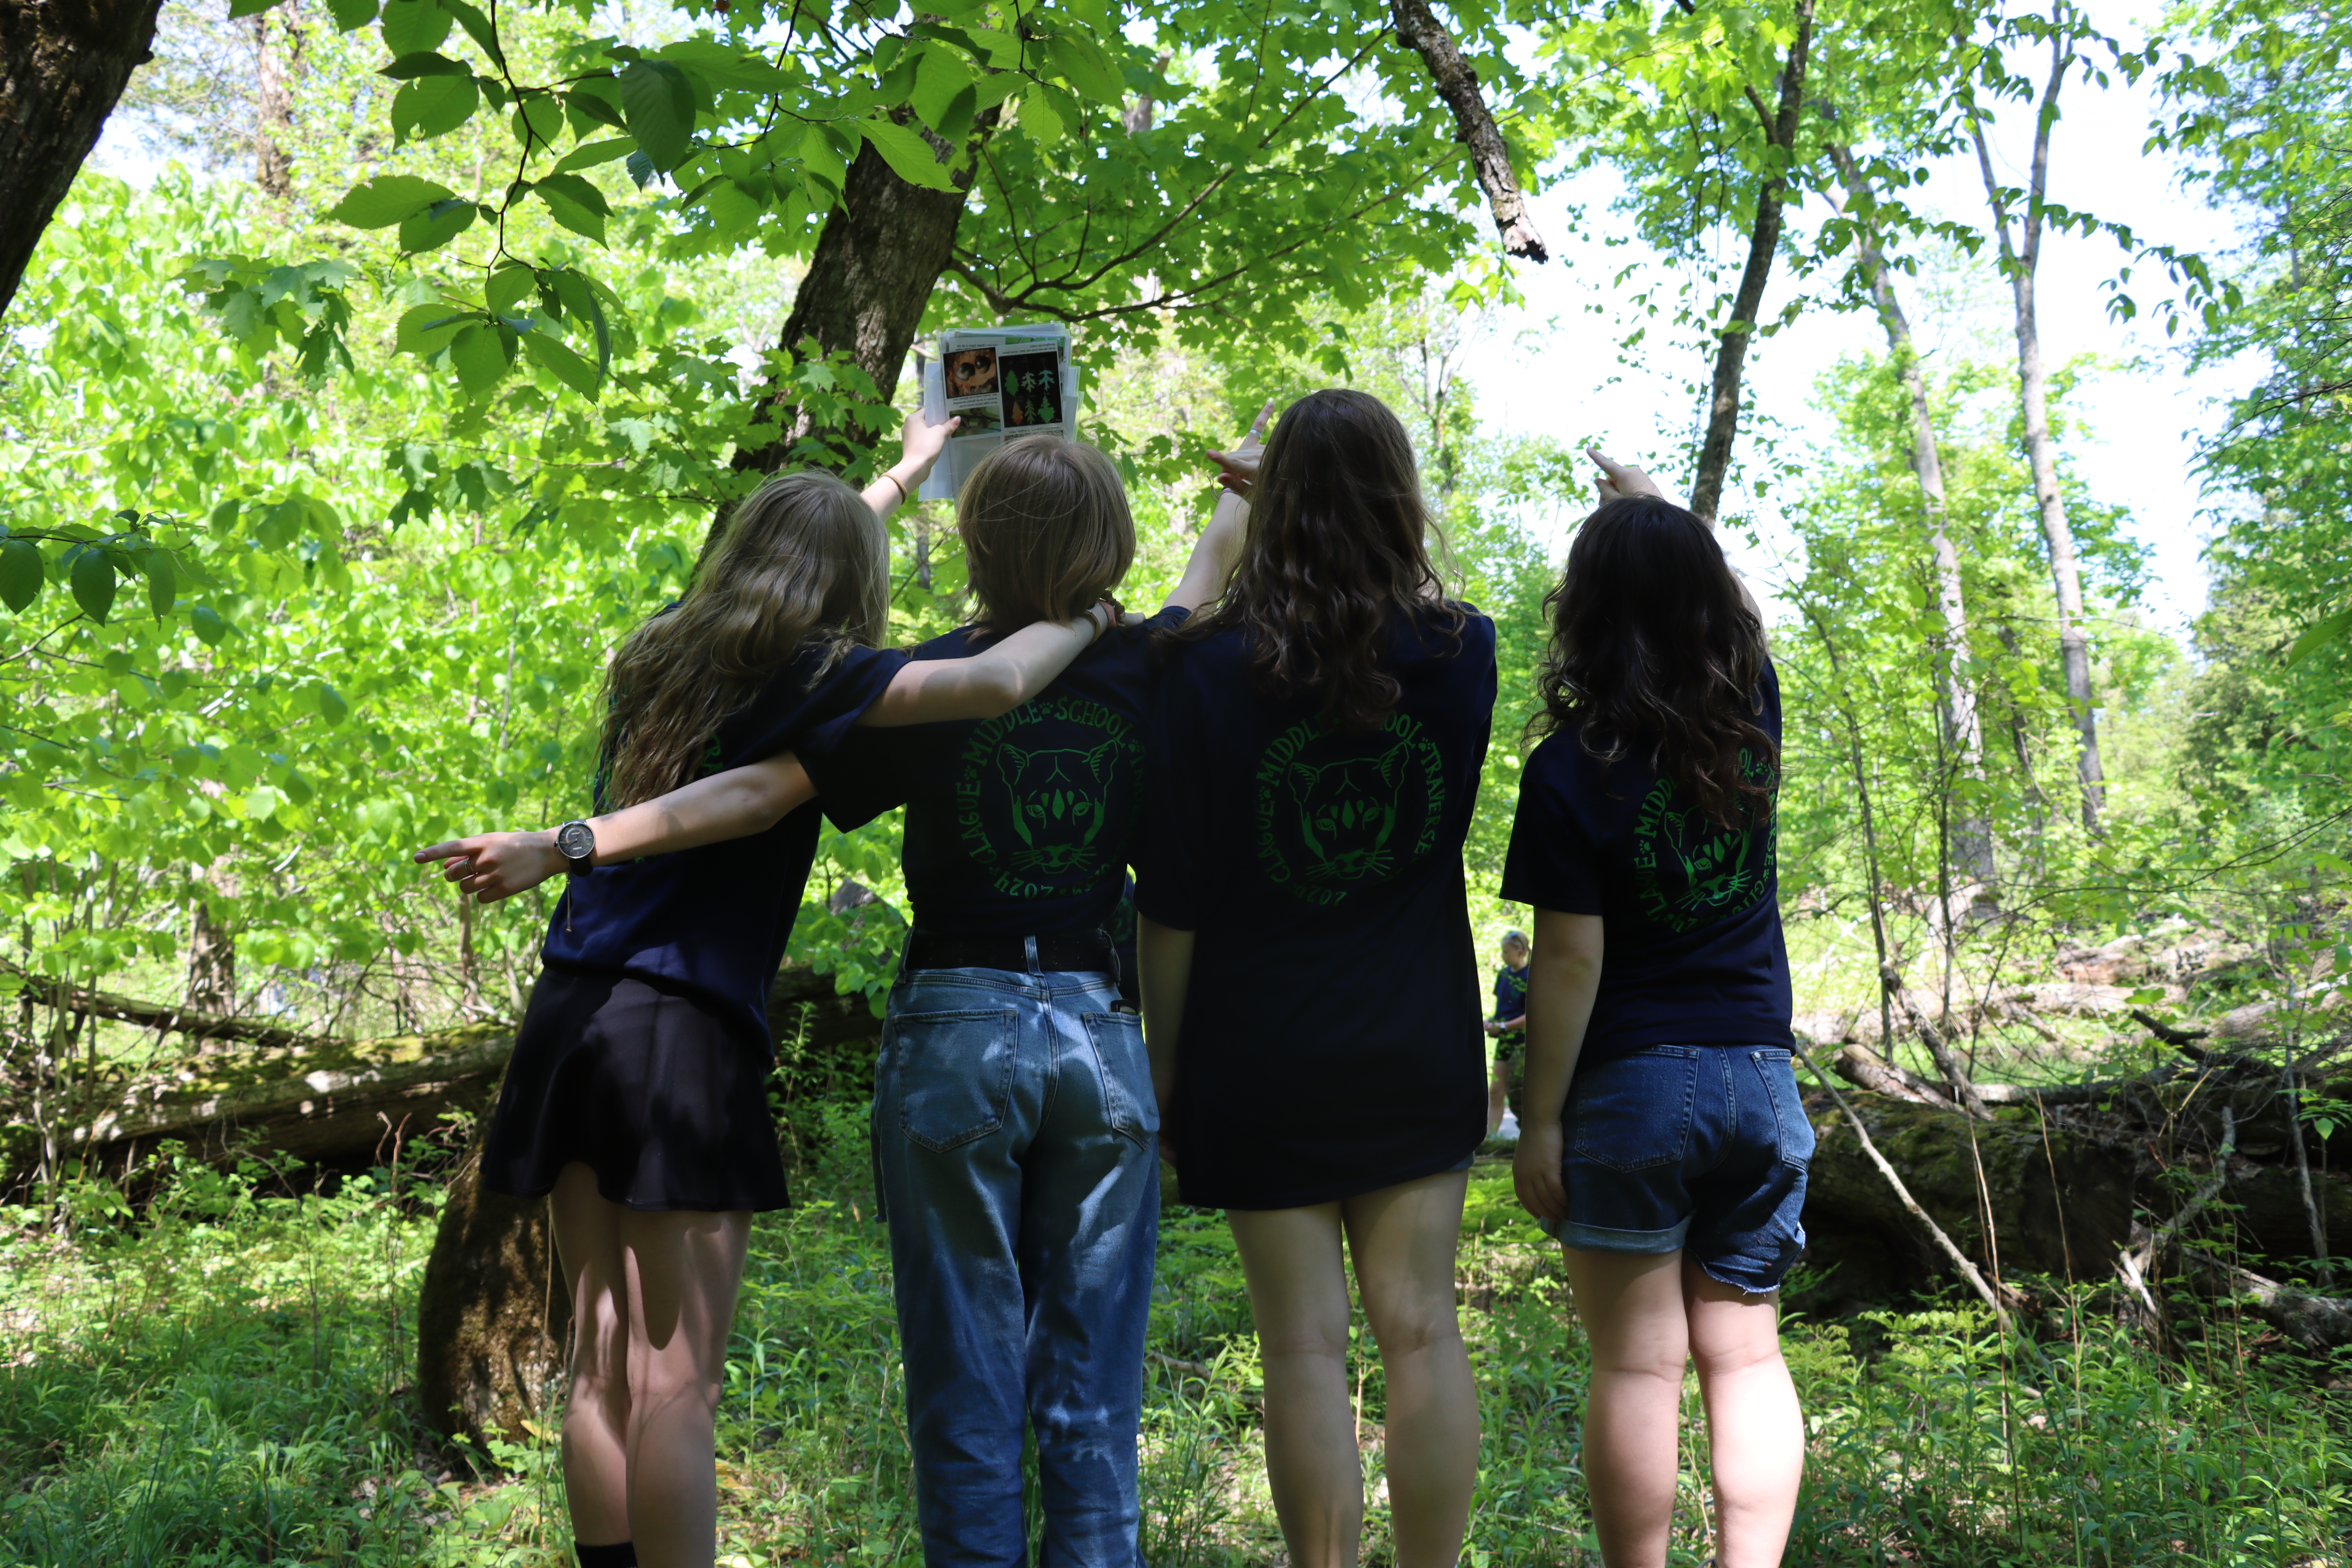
[
  {"xmin": 1174, "ymin": 389, "xmax": 1462, "ymax": 730},
  {"xmin": 1532, "ymin": 494, "xmax": 1776, "ymax": 828}
]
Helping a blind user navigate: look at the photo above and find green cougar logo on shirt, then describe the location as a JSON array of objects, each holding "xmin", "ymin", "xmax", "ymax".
[
  {"xmin": 1629, "ymin": 752, "xmax": 1777, "ymax": 933},
  {"xmin": 1255, "ymin": 713, "xmax": 1445, "ymax": 904},
  {"xmin": 998, "ymin": 743, "xmax": 1116, "ymax": 877},
  {"xmin": 958, "ymin": 695, "xmax": 1141, "ymax": 901}
]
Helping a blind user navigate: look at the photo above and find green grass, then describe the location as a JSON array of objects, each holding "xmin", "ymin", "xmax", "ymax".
[{"xmin": 0, "ymin": 1126, "xmax": 2345, "ymax": 1565}]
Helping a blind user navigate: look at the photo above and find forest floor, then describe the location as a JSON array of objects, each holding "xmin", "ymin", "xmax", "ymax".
[{"xmin": 0, "ymin": 1120, "xmax": 2345, "ymax": 1567}]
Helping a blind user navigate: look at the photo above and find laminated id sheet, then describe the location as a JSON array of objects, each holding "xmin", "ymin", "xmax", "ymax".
[{"xmin": 916, "ymin": 325, "xmax": 1081, "ymax": 502}]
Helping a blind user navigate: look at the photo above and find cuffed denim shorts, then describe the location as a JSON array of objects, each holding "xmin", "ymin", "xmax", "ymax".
[{"xmin": 1547, "ymin": 1044, "xmax": 1814, "ymax": 1294}]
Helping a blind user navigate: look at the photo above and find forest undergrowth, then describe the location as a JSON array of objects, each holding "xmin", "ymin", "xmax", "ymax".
[{"xmin": 0, "ymin": 1106, "xmax": 2344, "ymax": 1568}]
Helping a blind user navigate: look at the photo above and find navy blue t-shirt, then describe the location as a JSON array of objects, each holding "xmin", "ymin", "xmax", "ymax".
[
  {"xmin": 1134, "ymin": 605, "xmax": 1496, "ymax": 1210},
  {"xmin": 540, "ymin": 637, "xmax": 908, "ymax": 1053},
  {"xmin": 1498, "ymin": 660, "xmax": 1791, "ymax": 1059},
  {"xmin": 1492, "ymin": 964, "xmax": 1529, "ymax": 1029},
  {"xmin": 802, "ymin": 606, "xmax": 1190, "ymax": 942}
]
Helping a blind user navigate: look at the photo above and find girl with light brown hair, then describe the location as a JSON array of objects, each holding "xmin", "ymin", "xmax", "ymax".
[{"xmin": 410, "ymin": 412, "xmax": 1122, "ymax": 1568}]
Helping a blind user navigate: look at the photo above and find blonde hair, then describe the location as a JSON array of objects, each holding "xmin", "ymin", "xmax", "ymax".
[
  {"xmin": 957, "ymin": 436, "xmax": 1134, "ymax": 631},
  {"xmin": 599, "ymin": 470, "xmax": 888, "ymax": 808}
]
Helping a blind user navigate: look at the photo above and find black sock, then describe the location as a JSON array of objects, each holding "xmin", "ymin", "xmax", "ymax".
[{"xmin": 574, "ymin": 1543, "xmax": 637, "ymax": 1568}]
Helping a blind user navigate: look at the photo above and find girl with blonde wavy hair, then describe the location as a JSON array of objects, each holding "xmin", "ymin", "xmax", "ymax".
[{"xmin": 412, "ymin": 412, "xmax": 1121, "ymax": 1568}]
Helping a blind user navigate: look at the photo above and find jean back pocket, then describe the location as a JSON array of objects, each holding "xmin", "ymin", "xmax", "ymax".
[
  {"xmin": 1083, "ymin": 1009, "xmax": 1158, "ymax": 1145},
  {"xmin": 1570, "ymin": 1046, "xmax": 1701, "ymax": 1172},
  {"xmin": 1748, "ymin": 1048, "xmax": 1816, "ymax": 1171},
  {"xmin": 890, "ymin": 1006, "xmax": 1020, "ymax": 1152}
]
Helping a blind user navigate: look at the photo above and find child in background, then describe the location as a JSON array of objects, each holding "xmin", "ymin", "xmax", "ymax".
[
  {"xmin": 1484, "ymin": 929, "xmax": 1531, "ymax": 1138},
  {"xmin": 1506, "ymin": 455, "xmax": 1807, "ymax": 1568},
  {"xmin": 409, "ymin": 414, "xmax": 1117, "ymax": 1568}
]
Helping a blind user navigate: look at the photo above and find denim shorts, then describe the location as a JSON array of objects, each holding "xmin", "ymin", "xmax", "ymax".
[{"xmin": 1548, "ymin": 1044, "xmax": 1814, "ymax": 1294}]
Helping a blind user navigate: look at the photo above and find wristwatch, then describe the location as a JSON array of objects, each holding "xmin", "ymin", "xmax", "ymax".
[{"xmin": 554, "ymin": 819, "xmax": 597, "ymax": 876}]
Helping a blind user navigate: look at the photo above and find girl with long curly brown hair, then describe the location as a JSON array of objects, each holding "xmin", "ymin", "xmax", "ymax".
[
  {"xmin": 1505, "ymin": 456, "xmax": 1806, "ymax": 1568},
  {"xmin": 410, "ymin": 413, "xmax": 1122, "ymax": 1568},
  {"xmin": 1135, "ymin": 388, "xmax": 1497, "ymax": 1568}
]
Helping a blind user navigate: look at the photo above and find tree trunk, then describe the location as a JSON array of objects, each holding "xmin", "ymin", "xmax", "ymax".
[
  {"xmin": 713, "ymin": 129, "xmax": 980, "ymax": 558},
  {"xmin": 1688, "ymin": 0, "xmax": 1814, "ymax": 526},
  {"xmin": 1826, "ymin": 143, "xmax": 1995, "ymax": 891},
  {"xmin": 416, "ymin": 1108, "xmax": 572, "ymax": 1458},
  {"xmin": 1387, "ymin": 0, "xmax": 1547, "ymax": 262},
  {"xmin": 250, "ymin": 2, "xmax": 296, "ymax": 201},
  {"xmin": 1969, "ymin": 38, "xmax": 2105, "ymax": 834},
  {"xmin": 0, "ymin": 0, "xmax": 167, "ymax": 323},
  {"xmin": 186, "ymin": 895, "xmax": 237, "ymax": 1022}
]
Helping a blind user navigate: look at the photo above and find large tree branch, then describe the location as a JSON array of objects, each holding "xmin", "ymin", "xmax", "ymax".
[
  {"xmin": 1688, "ymin": 0, "xmax": 1814, "ymax": 524},
  {"xmin": 1387, "ymin": 0, "xmax": 1547, "ymax": 261}
]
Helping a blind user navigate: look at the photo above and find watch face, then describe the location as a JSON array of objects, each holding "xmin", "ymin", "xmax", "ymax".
[{"xmin": 556, "ymin": 822, "xmax": 595, "ymax": 862}]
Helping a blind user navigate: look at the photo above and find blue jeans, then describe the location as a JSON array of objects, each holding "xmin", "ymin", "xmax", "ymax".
[
  {"xmin": 1548, "ymin": 1045, "xmax": 1814, "ymax": 1294},
  {"xmin": 872, "ymin": 964, "xmax": 1160, "ymax": 1567}
]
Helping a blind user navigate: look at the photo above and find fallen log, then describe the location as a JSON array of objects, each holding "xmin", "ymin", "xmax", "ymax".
[
  {"xmin": 1798, "ymin": 1090, "xmax": 2138, "ymax": 1307},
  {"xmin": 2, "ymin": 956, "xmax": 330, "ymax": 1052},
  {"xmin": 30, "ymin": 962, "xmax": 889, "ymax": 1179}
]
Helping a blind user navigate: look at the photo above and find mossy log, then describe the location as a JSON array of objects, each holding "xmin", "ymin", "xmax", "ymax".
[
  {"xmin": 1800, "ymin": 1097, "xmax": 2139, "ymax": 1305},
  {"xmin": 57, "ymin": 1024, "xmax": 516, "ymax": 1174}
]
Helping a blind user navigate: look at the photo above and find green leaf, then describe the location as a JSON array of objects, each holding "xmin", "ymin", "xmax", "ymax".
[
  {"xmin": 0, "ymin": 539, "xmax": 40, "ymax": 612},
  {"xmin": 860, "ymin": 119, "xmax": 956, "ymax": 191},
  {"xmin": 447, "ymin": 323, "xmax": 510, "ymax": 397},
  {"xmin": 327, "ymin": 0, "xmax": 379, "ymax": 28},
  {"xmin": 379, "ymin": 50, "xmax": 470, "ymax": 79},
  {"xmin": 395, "ymin": 301, "xmax": 473, "ymax": 356},
  {"xmin": 565, "ymin": 81, "xmax": 627, "ymax": 133},
  {"xmin": 2287, "ymin": 606, "xmax": 2352, "ymax": 665},
  {"xmin": 511, "ymin": 93, "xmax": 565, "ymax": 152},
  {"xmin": 486, "ymin": 264, "xmax": 536, "ymax": 315},
  {"xmin": 1049, "ymin": 33, "xmax": 1125, "ymax": 107},
  {"xmin": 533, "ymin": 172, "xmax": 611, "ymax": 243},
  {"xmin": 379, "ymin": 0, "xmax": 451, "ymax": 58},
  {"xmin": 553, "ymin": 136, "xmax": 635, "ymax": 173},
  {"xmin": 316, "ymin": 684, "xmax": 350, "ymax": 725},
  {"xmin": 141, "ymin": 550, "xmax": 176, "ymax": 619},
  {"xmin": 1016, "ymin": 91, "xmax": 1065, "ymax": 145},
  {"xmin": 229, "ymin": 0, "xmax": 282, "ymax": 16},
  {"xmin": 397, "ymin": 195, "xmax": 476, "ymax": 252},
  {"xmin": 911, "ymin": 46, "xmax": 973, "ymax": 131},
  {"xmin": 548, "ymin": 270, "xmax": 611, "ymax": 374},
  {"xmin": 439, "ymin": 0, "xmax": 504, "ymax": 68},
  {"xmin": 521, "ymin": 331, "xmax": 602, "ymax": 400},
  {"xmin": 190, "ymin": 605, "xmax": 235, "ymax": 646},
  {"xmin": 69, "ymin": 548, "xmax": 116, "ymax": 624},
  {"xmin": 617, "ymin": 60, "xmax": 695, "ymax": 173},
  {"xmin": 325, "ymin": 174, "xmax": 455, "ymax": 228},
  {"xmin": 392, "ymin": 72, "xmax": 479, "ymax": 143}
]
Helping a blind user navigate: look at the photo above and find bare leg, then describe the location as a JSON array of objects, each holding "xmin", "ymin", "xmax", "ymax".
[
  {"xmin": 1561, "ymin": 1248, "xmax": 1689, "ymax": 1568},
  {"xmin": 1342, "ymin": 1171, "xmax": 1478, "ymax": 1568},
  {"xmin": 550, "ymin": 1163, "xmax": 632, "ymax": 1548},
  {"xmin": 1683, "ymin": 1258, "xmax": 1802, "ymax": 1568},
  {"xmin": 620, "ymin": 1204, "xmax": 752, "ymax": 1568},
  {"xmin": 1487, "ymin": 1059, "xmax": 1508, "ymax": 1135},
  {"xmin": 1227, "ymin": 1202, "xmax": 1362, "ymax": 1568}
]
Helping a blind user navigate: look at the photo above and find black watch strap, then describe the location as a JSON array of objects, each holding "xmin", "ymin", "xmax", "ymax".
[{"xmin": 555, "ymin": 819, "xmax": 596, "ymax": 876}]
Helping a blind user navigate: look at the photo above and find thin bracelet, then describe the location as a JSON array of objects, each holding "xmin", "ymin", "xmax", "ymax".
[{"xmin": 883, "ymin": 470, "xmax": 909, "ymax": 506}]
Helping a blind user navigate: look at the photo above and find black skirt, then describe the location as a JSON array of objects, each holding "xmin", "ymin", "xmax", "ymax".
[{"xmin": 481, "ymin": 965, "xmax": 792, "ymax": 1212}]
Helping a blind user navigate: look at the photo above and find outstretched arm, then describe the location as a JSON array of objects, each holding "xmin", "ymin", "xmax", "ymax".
[
  {"xmin": 1165, "ymin": 400, "xmax": 1274, "ymax": 614},
  {"xmin": 859, "ymin": 600, "xmax": 1115, "ymax": 726},
  {"xmin": 862, "ymin": 406, "xmax": 959, "ymax": 519},
  {"xmin": 412, "ymin": 752, "xmax": 816, "ymax": 904}
]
